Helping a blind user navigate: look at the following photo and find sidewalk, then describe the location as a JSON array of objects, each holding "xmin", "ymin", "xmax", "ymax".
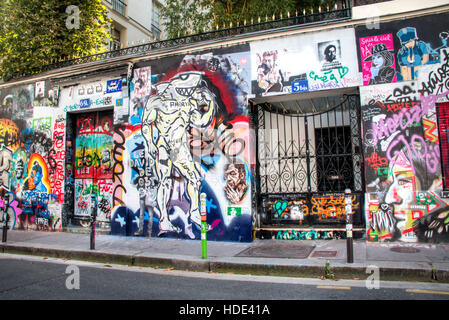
[{"xmin": 1, "ymin": 229, "xmax": 449, "ymax": 283}]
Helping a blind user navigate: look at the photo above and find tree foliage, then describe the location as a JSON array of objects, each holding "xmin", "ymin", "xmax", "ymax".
[
  {"xmin": 159, "ymin": 0, "xmax": 213, "ymax": 38},
  {"xmin": 160, "ymin": 0, "xmax": 340, "ymax": 39},
  {"xmin": 0, "ymin": 0, "xmax": 111, "ymax": 81}
]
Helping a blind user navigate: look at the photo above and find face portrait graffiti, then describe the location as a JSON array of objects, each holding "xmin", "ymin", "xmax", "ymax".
[
  {"xmin": 364, "ymin": 43, "xmax": 395, "ymax": 85},
  {"xmin": 383, "ymin": 153, "xmax": 420, "ymax": 236},
  {"xmin": 15, "ymin": 159, "xmax": 25, "ymax": 180},
  {"xmin": 318, "ymin": 40, "xmax": 342, "ymax": 72},
  {"xmin": 324, "ymin": 45, "xmax": 337, "ymax": 63},
  {"xmin": 370, "ymin": 136, "xmax": 446, "ymax": 241},
  {"xmin": 24, "ymin": 161, "xmax": 48, "ymax": 193},
  {"xmin": 256, "ymin": 51, "xmax": 283, "ymax": 93},
  {"xmin": 224, "ymin": 163, "xmax": 248, "ymax": 204}
]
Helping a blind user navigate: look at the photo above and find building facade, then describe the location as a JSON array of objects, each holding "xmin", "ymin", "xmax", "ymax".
[
  {"xmin": 1, "ymin": 0, "xmax": 449, "ymax": 244},
  {"xmin": 103, "ymin": 0, "xmax": 162, "ymax": 50}
]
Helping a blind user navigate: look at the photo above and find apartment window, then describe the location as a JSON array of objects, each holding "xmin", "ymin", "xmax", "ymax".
[
  {"xmin": 110, "ymin": 28, "xmax": 121, "ymax": 50},
  {"xmin": 151, "ymin": 2, "xmax": 161, "ymax": 41},
  {"xmin": 112, "ymin": 0, "xmax": 127, "ymax": 16}
]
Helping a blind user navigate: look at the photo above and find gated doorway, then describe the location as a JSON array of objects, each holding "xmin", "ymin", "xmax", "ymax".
[{"xmin": 254, "ymin": 93, "xmax": 364, "ymax": 230}]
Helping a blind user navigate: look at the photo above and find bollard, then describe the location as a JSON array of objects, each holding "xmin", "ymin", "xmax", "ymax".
[
  {"xmin": 345, "ymin": 188, "xmax": 354, "ymax": 263},
  {"xmin": 200, "ymin": 193, "xmax": 207, "ymax": 259},
  {"xmin": 90, "ymin": 193, "xmax": 97, "ymax": 250},
  {"xmin": 2, "ymin": 194, "xmax": 9, "ymax": 243}
]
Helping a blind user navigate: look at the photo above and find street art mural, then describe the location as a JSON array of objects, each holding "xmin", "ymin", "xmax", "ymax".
[
  {"xmin": 250, "ymin": 27, "xmax": 362, "ymax": 97},
  {"xmin": 0, "ymin": 81, "xmax": 61, "ymax": 231},
  {"xmin": 361, "ymin": 73, "xmax": 449, "ymax": 242},
  {"xmin": 141, "ymin": 71, "xmax": 217, "ymax": 233},
  {"xmin": 110, "ymin": 46, "xmax": 253, "ymax": 241}
]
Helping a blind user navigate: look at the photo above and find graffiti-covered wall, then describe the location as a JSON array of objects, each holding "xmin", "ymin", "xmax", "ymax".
[
  {"xmin": 2, "ymin": 10, "xmax": 449, "ymax": 244},
  {"xmin": 356, "ymin": 11, "xmax": 449, "ymax": 243}
]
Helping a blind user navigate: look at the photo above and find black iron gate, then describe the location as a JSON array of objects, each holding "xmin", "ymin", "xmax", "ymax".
[{"xmin": 255, "ymin": 94, "xmax": 364, "ymax": 226}]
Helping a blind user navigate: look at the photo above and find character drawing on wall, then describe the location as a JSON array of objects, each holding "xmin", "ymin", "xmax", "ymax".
[
  {"xmin": 364, "ymin": 43, "xmax": 396, "ymax": 85},
  {"xmin": 223, "ymin": 163, "xmax": 247, "ymax": 204},
  {"xmin": 131, "ymin": 78, "xmax": 146, "ymax": 118},
  {"xmin": 370, "ymin": 134, "xmax": 449, "ymax": 242},
  {"xmin": 396, "ymin": 27, "xmax": 430, "ymax": 81},
  {"xmin": 141, "ymin": 71, "xmax": 216, "ymax": 234},
  {"xmin": 130, "ymin": 142, "xmax": 158, "ymax": 237},
  {"xmin": 256, "ymin": 51, "xmax": 283, "ymax": 93},
  {"xmin": 23, "ymin": 161, "xmax": 48, "ymax": 193}
]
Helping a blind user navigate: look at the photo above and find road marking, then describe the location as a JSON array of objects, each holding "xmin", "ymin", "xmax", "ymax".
[
  {"xmin": 317, "ymin": 285, "xmax": 351, "ymax": 290},
  {"xmin": 406, "ymin": 289, "xmax": 449, "ymax": 296}
]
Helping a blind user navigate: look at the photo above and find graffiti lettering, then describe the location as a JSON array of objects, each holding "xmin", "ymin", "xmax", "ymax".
[
  {"xmin": 310, "ymin": 195, "xmax": 359, "ymax": 221},
  {"xmin": 189, "ymin": 123, "xmax": 246, "ymax": 165},
  {"xmin": 386, "ymin": 134, "xmax": 440, "ymax": 174},
  {"xmin": 365, "ymin": 152, "xmax": 388, "ymax": 170},
  {"xmin": 372, "ymin": 103, "xmax": 431, "ymax": 144},
  {"xmin": 275, "ymin": 229, "xmax": 343, "ymax": 240},
  {"xmin": 112, "ymin": 124, "xmax": 127, "ymax": 207},
  {"xmin": 419, "ymin": 49, "xmax": 449, "ymax": 96},
  {"xmin": 308, "ymin": 66, "xmax": 349, "ymax": 84}
]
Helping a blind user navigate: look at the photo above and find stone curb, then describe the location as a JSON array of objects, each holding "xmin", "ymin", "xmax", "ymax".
[{"xmin": 1, "ymin": 243, "xmax": 448, "ymax": 283}]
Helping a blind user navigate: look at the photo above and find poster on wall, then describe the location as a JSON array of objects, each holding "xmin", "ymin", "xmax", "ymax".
[
  {"xmin": 359, "ymin": 34, "xmax": 397, "ymax": 85},
  {"xmin": 33, "ymin": 80, "xmax": 59, "ymax": 107},
  {"xmin": 250, "ymin": 27, "xmax": 361, "ymax": 97},
  {"xmin": 129, "ymin": 66, "xmax": 151, "ymax": 125}
]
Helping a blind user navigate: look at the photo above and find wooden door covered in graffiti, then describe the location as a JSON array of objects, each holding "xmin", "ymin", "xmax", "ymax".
[
  {"xmin": 73, "ymin": 110, "xmax": 113, "ymax": 222},
  {"xmin": 256, "ymin": 94, "xmax": 364, "ymax": 227}
]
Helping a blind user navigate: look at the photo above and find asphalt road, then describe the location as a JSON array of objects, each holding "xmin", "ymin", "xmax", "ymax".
[{"xmin": 1, "ymin": 254, "xmax": 449, "ymax": 302}]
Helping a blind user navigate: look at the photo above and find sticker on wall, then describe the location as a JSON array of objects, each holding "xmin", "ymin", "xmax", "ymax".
[
  {"xmin": 106, "ymin": 79, "xmax": 122, "ymax": 93},
  {"xmin": 291, "ymin": 80, "xmax": 309, "ymax": 93},
  {"xmin": 227, "ymin": 206, "xmax": 242, "ymax": 216}
]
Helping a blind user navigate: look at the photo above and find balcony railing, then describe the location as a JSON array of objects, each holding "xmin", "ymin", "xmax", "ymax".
[
  {"xmin": 13, "ymin": 1, "xmax": 351, "ymax": 79},
  {"xmin": 111, "ymin": 0, "xmax": 126, "ymax": 16}
]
